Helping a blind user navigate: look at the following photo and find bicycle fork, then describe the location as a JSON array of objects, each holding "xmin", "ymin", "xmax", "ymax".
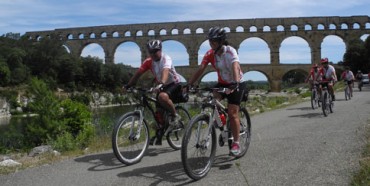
[{"xmin": 128, "ymin": 110, "xmax": 143, "ymax": 141}]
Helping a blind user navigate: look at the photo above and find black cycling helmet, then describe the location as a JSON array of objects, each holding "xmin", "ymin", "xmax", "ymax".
[
  {"xmin": 207, "ymin": 27, "xmax": 226, "ymax": 41},
  {"xmin": 147, "ymin": 39, "xmax": 162, "ymax": 51}
]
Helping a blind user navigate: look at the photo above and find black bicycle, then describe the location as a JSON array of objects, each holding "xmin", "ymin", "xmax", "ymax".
[
  {"xmin": 181, "ymin": 87, "xmax": 251, "ymax": 180},
  {"xmin": 112, "ymin": 87, "xmax": 190, "ymax": 165},
  {"xmin": 310, "ymin": 81, "xmax": 321, "ymax": 109},
  {"xmin": 320, "ymin": 81, "xmax": 334, "ymax": 117}
]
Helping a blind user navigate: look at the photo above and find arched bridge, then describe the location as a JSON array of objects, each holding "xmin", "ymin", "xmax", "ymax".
[{"xmin": 25, "ymin": 15, "xmax": 370, "ymax": 92}]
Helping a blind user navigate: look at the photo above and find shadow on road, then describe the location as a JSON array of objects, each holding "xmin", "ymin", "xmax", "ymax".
[
  {"xmin": 286, "ymin": 106, "xmax": 312, "ymax": 111},
  {"xmin": 288, "ymin": 112, "xmax": 323, "ymax": 118},
  {"xmin": 73, "ymin": 147, "xmax": 176, "ymax": 172},
  {"xmin": 74, "ymin": 146, "xmax": 240, "ymax": 185}
]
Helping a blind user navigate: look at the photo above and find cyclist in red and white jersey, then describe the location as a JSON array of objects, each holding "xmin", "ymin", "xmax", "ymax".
[
  {"xmin": 319, "ymin": 57, "xmax": 337, "ymax": 100},
  {"xmin": 306, "ymin": 64, "xmax": 323, "ymax": 97},
  {"xmin": 123, "ymin": 39, "xmax": 183, "ymax": 145},
  {"xmin": 186, "ymin": 27, "xmax": 247, "ymax": 156},
  {"xmin": 341, "ymin": 66, "xmax": 355, "ymax": 97}
]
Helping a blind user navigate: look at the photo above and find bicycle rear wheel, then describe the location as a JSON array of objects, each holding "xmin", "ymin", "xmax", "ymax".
[
  {"xmin": 112, "ymin": 112, "xmax": 150, "ymax": 165},
  {"xmin": 166, "ymin": 106, "xmax": 191, "ymax": 150},
  {"xmin": 181, "ymin": 114, "xmax": 217, "ymax": 180}
]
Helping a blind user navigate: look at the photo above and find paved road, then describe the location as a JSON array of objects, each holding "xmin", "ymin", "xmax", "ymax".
[{"xmin": 1, "ymin": 85, "xmax": 369, "ymax": 186}]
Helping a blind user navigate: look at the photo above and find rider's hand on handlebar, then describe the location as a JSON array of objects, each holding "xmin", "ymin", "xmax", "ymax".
[
  {"xmin": 122, "ymin": 84, "xmax": 131, "ymax": 93},
  {"xmin": 153, "ymin": 83, "xmax": 163, "ymax": 93}
]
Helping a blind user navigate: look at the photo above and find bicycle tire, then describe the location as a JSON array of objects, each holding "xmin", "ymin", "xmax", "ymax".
[
  {"xmin": 329, "ymin": 94, "xmax": 334, "ymax": 113},
  {"xmin": 166, "ymin": 105, "xmax": 191, "ymax": 150},
  {"xmin": 311, "ymin": 89, "xmax": 317, "ymax": 109},
  {"xmin": 181, "ymin": 114, "xmax": 217, "ymax": 180},
  {"xmin": 112, "ymin": 112, "xmax": 150, "ymax": 165},
  {"xmin": 322, "ymin": 92, "xmax": 329, "ymax": 117},
  {"xmin": 345, "ymin": 86, "xmax": 349, "ymax": 100},
  {"xmin": 234, "ymin": 107, "xmax": 252, "ymax": 158}
]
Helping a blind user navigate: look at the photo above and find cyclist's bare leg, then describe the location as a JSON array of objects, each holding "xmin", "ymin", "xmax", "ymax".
[
  {"xmin": 228, "ymin": 104, "xmax": 240, "ymax": 143},
  {"xmin": 328, "ymin": 83, "xmax": 335, "ymax": 100},
  {"xmin": 157, "ymin": 92, "xmax": 176, "ymax": 115}
]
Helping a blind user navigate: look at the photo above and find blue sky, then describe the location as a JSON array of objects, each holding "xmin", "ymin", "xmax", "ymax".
[{"xmin": 1, "ymin": 0, "xmax": 369, "ymax": 81}]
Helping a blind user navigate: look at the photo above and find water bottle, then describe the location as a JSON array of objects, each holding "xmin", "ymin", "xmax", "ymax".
[{"xmin": 220, "ymin": 113, "xmax": 226, "ymax": 126}]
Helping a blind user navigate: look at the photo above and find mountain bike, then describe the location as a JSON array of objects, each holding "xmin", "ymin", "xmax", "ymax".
[
  {"xmin": 310, "ymin": 82, "xmax": 321, "ymax": 109},
  {"xmin": 181, "ymin": 87, "xmax": 251, "ymax": 180},
  {"xmin": 320, "ymin": 81, "xmax": 334, "ymax": 117},
  {"xmin": 344, "ymin": 81, "xmax": 351, "ymax": 101},
  {"xmin": 112, "ymin": 87, "xmax": 190, "ymax": 165}
]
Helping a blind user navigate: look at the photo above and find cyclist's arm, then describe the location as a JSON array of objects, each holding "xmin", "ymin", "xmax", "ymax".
[
  {"xmin": 232, "ymin": 61, "xmax": 241, "ymax": 83},
  {"xmin": 188, "ymin": 64, "xmax": 207, "ymax": 86},
  {"xmin": 126, "ymin": 70, "xmax": 144, "ymax": 87},
  {"xmin": 159, "ymin": 68, "xmax": 170, "ymax": 85}
]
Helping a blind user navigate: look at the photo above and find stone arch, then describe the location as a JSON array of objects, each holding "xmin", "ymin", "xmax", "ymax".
[
  {"xmin": 148, "ymin": 30, "xmax": 155, "ymax": 36},
  {"xmin": 183, "ymin": 28, "xmax": 191, "ymax": 34},
  {"xmin": 239, "ymin": 37, "xmax": 270, "ymax": 64},
  {"xmin": 162, "ymin": 40, "xmax": 188, "ymax": 66},
  {"xmin": 81, "ymin": 43, "xmax": 105, "ymax": 63},
  {"xmin": 282, "ymin": 69, "xmax": 308, "ymax": 85},
  {"xmin": 114, "ymin": 41, "xmax": 141, "ymax": 67},
  {"xmin": 236, "ymin": 26, "xmax": 244, "ymax": 32},
  {"xmin": 321, "ymin": 35, "xmax": 346, "ymax": 64},
  {"xmin": 280, "ymin": 36, "xmax": 311, "ymax": 64},
  {"xmin": 112, "ymin": 31, "xmax": 119, "ymax": 38},
  {"xmin": 196, "ymin": 28, "xmax": 204, "ymax": 34},
  {"xmin": 171, "ymin": 29, "xmax": 179, "ymax": 35}
]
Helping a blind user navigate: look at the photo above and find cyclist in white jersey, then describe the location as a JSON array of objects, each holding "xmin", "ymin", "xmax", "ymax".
[
  {"xmin": 319, "ymin": 58, "xmax": 337, "ymax": 101},
  {"xmin": 123, "ymin": 39, "xmax": 184, "ymax": 145},
  {"xmin": 186, "ymin": 27, "xmax": 247, "ymax": 156},
  {"xmin": 341, "ymin": 66, "xmax": 355, "ymax": 97}
]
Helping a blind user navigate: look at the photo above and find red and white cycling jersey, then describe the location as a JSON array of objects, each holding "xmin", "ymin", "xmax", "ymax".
[
  {"xmin": 138, "ymin": 53, "xmax": 180, "ymax": 84},
  {"xmin": 319, "ymin": 65, "xmax": 337, "ymax": 81},
  {"xmin": 341, "ymin": 71, "xmax": 354, "ymax": 81},
  {"xmin": 201, "ymin": 46, "xmax": 243, "ymax": 85},
  {"xmin": 308, "ymin": 69, "xmax": 323, "ymax": 82}
]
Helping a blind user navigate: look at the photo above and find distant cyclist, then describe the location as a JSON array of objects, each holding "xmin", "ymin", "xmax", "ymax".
[
  {"xmin": 356, "ymin": 70, "xmax": 364, "ymax": 91},
  {"xmin": 341, "ymin": 66, "xmax": 355, "ymax": 97},
  {"xmin": 306, "ymin": 64, "xmax": 323, "ymax": 90},
  {"xmin": 319, "ymin": 58, "xmax": 337, "ymax": 101}
]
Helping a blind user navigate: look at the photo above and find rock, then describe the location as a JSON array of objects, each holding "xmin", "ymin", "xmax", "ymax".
[
  {"xmin": 0, "ymin": 159, "xmax": 22, "ymax": 167},
  {"xmin": 28, "ymin": 145, "xmax": 53, "ymax": 157}
]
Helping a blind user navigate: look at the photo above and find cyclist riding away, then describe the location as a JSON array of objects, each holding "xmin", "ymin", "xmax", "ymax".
[
  {"xmin": 341, "ymin": 66, "xmax": 355, "ymax": 97},
  {"xmin": 123, "ymin": 39, "xmax": 183, "ymax": 145},
  {"xmin": 186, "ymin": 27, "xmax": 247, "ymax": 156},
  {"xmin": 319, "ymin": 57, "xmax": 337, "ymax": 101}
]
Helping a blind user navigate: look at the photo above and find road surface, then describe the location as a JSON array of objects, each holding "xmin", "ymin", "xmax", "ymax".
[{"xmin": 1, "ymin": 85, "xmax": 369, "ymax": 186}]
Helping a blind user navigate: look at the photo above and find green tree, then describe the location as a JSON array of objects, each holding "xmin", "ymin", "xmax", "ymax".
[
  {"xmin": 0, "ymin": 57, "xmax": 10, "ymax": 86},
  {"xmin": 343, "ymin": 39, "xmax": 367, "ymax": 72},
  {"xmin": 25, "ymin": 78, "xmax": 62, "ymax": 146},
  {"xmin": 81, "ymin": 56, "xmax": 105, "ymax": 89}
]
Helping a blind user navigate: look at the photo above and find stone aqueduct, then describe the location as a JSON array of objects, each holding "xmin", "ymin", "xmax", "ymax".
[{"xmin": 25, "ymin": 16, "xmax": 370, "ymax": 92}]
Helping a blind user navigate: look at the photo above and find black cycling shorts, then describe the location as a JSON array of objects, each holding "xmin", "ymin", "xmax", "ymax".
[{"xmin": 215, "ymin": 82, "xmax": 247, "ymax": 105}]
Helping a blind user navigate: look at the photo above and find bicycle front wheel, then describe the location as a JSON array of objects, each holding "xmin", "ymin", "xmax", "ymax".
[
  {"xmin": 310, "ymin": 90, "xmax": 318, "ymax": 109},
  {"xmin": 167, "ymin": 105, "xmax": 191, "ymax": 150},
  {"xmin": 181, "ymin": 114, "xmax": 217, "ymax": 180},
  {"xmin": 235, "ymin": 107, "xmax": 252, "ymax": 158},
  {"xmin": 112, "ymin": 112, "xmax": 150, "ymax": 165},
  {"xmin": 322, "ymin": 92, "xmax": 329, "ymax": 117}
]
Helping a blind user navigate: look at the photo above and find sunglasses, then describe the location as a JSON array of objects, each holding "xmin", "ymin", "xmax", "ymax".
[{"xmin": 149, "ymin": 49, "xmax": 159, "ymax": 55}]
